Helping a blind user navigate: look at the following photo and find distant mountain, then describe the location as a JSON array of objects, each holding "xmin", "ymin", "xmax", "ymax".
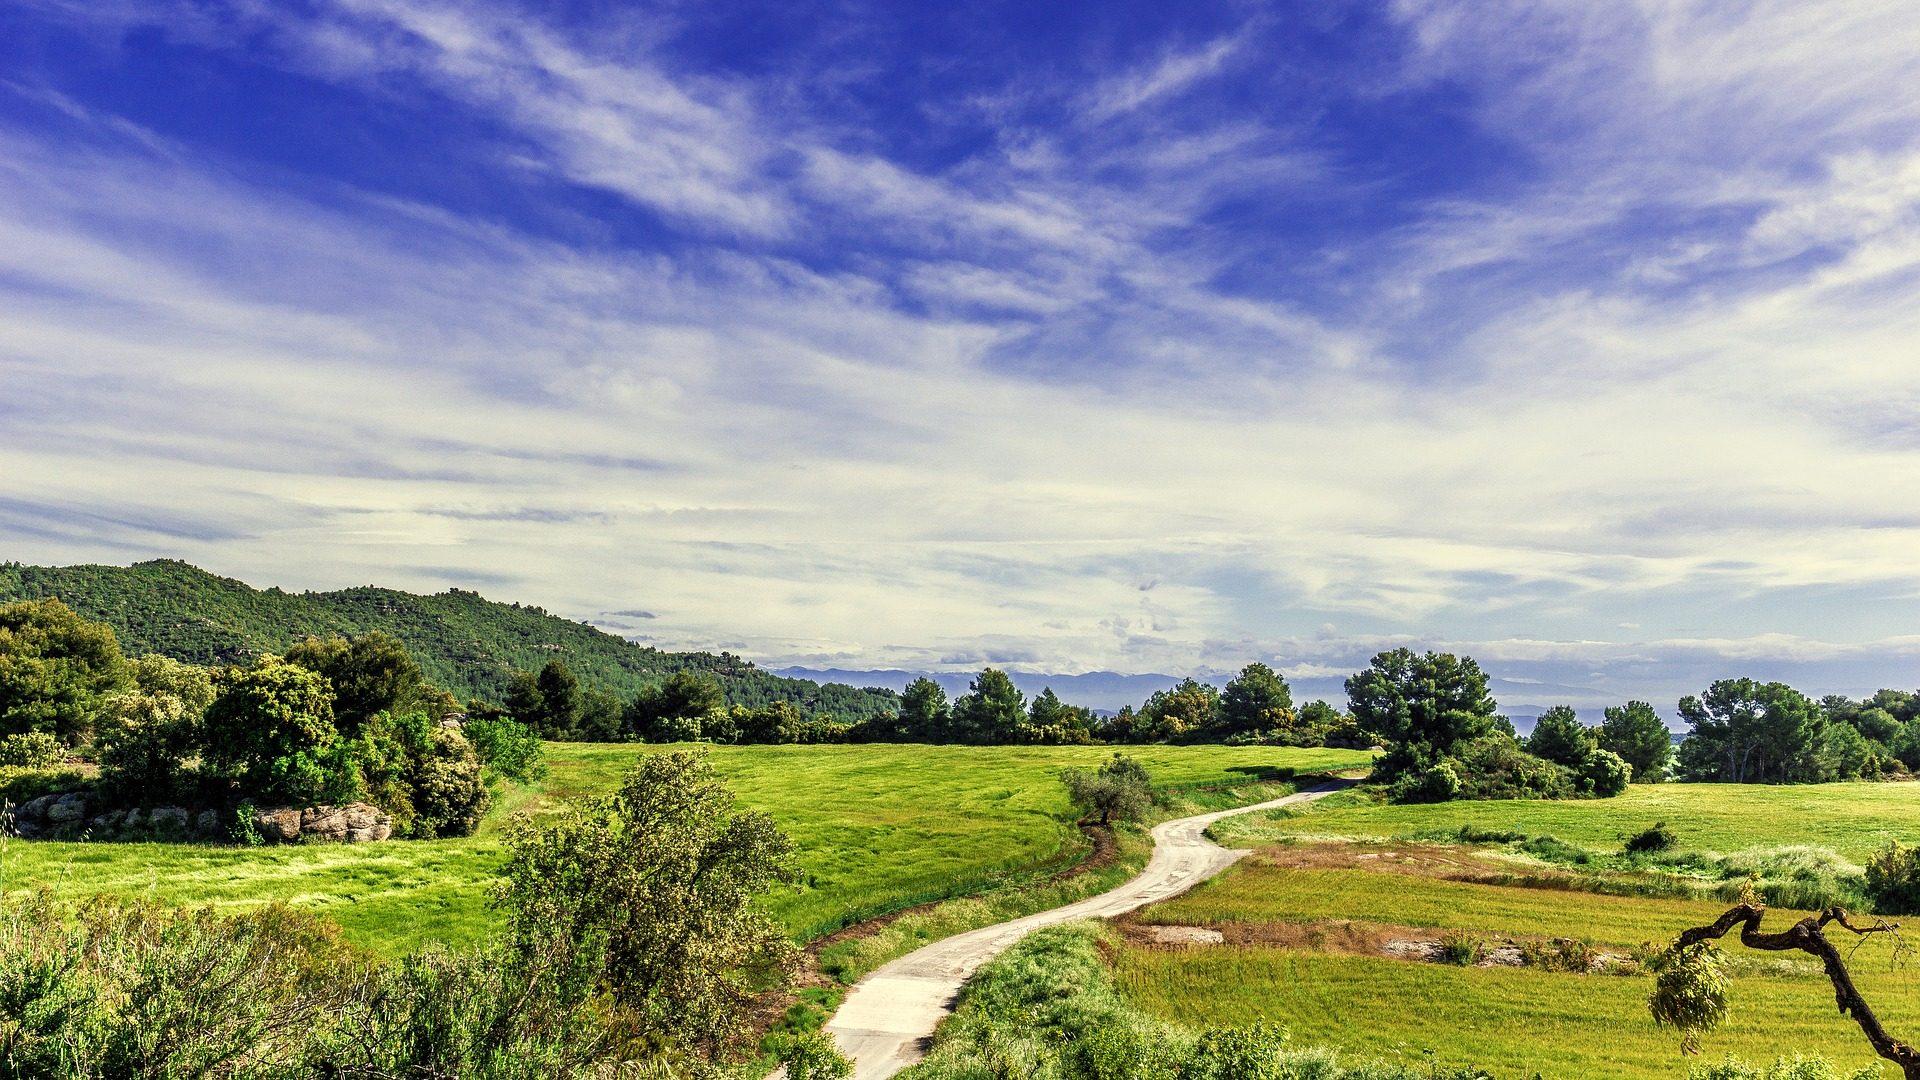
[{"xmin": 0, "ymin": 560, "xmax": 898, "ymax": 721}]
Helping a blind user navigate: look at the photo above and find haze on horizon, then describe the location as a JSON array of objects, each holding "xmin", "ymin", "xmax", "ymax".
[{"xmin": 3, "ymin": 1, "xmax": 1919, "ymax": 710}]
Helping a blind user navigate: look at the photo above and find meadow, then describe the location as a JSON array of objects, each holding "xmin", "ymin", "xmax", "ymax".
[
  {"xmin": 1213, "ymin": 780, "xmax": 1920, "ymax": 860},
  {"xmin": 1112, "ymin": 781, "xmax": 1920, "ymax": 1078},
  {"xmin": 0, "ymin": 742, "xmax": 1368, "ymax": 955}
]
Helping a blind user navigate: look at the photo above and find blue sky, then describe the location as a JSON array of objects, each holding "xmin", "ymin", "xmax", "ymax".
[{"xmin": 3, "ymin": 0, "xmax": 1920, "ymax": 709}]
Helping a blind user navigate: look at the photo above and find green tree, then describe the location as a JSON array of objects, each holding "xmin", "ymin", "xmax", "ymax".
[
  {"xmin": 1216, "ymin": 663, "xmax": 1295, "ymax": 739},
  {"xmin": 201, "ymin": 659, "xmax": 342, "ymax": 804},
  {"xmin": 1345, "ymin": 648, "xmax": 1497, "ymax": 763},
  {"xmin": 492, "ymin": 750, "xmax": 799, "ymax": 1060},
  {"xmin": 1060, "ymin": 753, "xmax": 1154, "ymax": 826},
  {"xmin": 534, "ymin": 660, "xmax": 582, "ymax": 738},
  {"xmin": 0, "ymin": 597, "xmax": 129, "ymax": 742},
  {"xmin": 1677, "ymin": 679, "xmax": 1825, "ymax": 784},
  {"xmin": 897, "ymin": 677, "xmax": 951, "ymax": 741},
  {"xmin": 1526, "ymin": 705, "xmax": 1597, "ymax": 767},
  {"xmin": 1025, "ymin": 687, "xmax": 1094, "ymax": 744},
  {"xmin": 952, "ymin": 669, "xmax": 1026, "ymax": 744},
  {"xmin": 1599, "ymin": 700, "xmax": 1673, "ymax": 782},
  {"xmin": 1137, "ymin": 678, "xmax": 1219, "ymax": 742},
  {"xmin": 94, "ymin": 657, "xmax": 216, "ymax": 802},
  {"xmin": 625, "ymin": 670, "xmax": 725, "ymax": 743},
  {"xmin": 284, "ymin": 631, "xmax": 431, "ymax": 732}
]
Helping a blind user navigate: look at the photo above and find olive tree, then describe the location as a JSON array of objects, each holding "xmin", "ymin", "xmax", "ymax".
[
  {"xmin": 1061, "ymin": 753, "xmax": 1153, "ymax": 826},
  {"xmin": 1651, "ymin": 888, "xmax": 1917, "ymax": 1076},
  {"xmin": 492, "ymin": 750, "xmax": 800, "ymax": 1060}
]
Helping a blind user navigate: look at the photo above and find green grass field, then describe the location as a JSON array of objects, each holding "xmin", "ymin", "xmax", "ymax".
[
  {"xmin": 1214, "ymin": 781, "xmax": 1920, "ymax": 860},
  {"xmin": 1115, "ymin": 947, "xmax": 1914, "ymax": 1078},
  {"xmin": 1114, "ymin": 781, "xmax": 1920, "ymax": 1078},
  {"xmin": 0, "ymin": 742, "xmax": 1368, "ymax": 955}
]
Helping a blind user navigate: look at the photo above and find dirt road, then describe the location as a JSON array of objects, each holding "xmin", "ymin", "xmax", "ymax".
[{"xmin": 822, "ymin": 782, "xmax": 1348, "ymax": 1079}]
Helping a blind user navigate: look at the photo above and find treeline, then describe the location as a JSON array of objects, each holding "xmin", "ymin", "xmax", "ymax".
[
  {"xmin": 0, "ymin": 559, "xmax": 899, "ymax": 722},
  {"xmin": 0, "ymin": 599, "xmax": 541, "ymax": 838}
]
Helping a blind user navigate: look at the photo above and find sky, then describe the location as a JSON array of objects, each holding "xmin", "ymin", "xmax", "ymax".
[{"xmin": 2, "ymin": 0, "xmax": 1919, "ymax": 711}]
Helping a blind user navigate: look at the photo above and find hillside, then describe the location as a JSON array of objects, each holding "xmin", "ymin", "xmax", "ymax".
[{"xmin": 0, "ymin": 559, "xmax": 897, "ymax": 720}]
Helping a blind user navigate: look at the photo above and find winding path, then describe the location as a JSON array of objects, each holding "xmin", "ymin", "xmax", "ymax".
[{"xmin": 822, "ymin": 781, "xmax": 1350, "ymax": 1079}]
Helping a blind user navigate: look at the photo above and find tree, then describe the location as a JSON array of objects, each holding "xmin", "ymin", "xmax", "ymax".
[
  {"xmin": 0, "ymin": 597, "xmax": 129, "ymax": 742},
  {"xmin": 535, "ymin": 660, "xmax": 583, "ymax": 738},
  {"xmin": 625, "ymin": 671, "xmax": 725, "ymax": 743},
  {"xmin": 1677, "ymin": 679, "xmax": 1825, "ymax": 783},
  {"xmin": 1060, "ymin": 753, "xmax": 1153, "ymax": 826},
  {"xmin": 284, "ymin": 631, "xmax": 430, "ymax": 732},
  {"xmin": 201, "ymin": 659, "xmax": 342, "ymax": 804},
  {"xmin": 1025, "ymin": 688, "xmax": 1094, "ymax": 744},
  {"xmin": 1345, "ymin": 648, "xmax": 1497, "ymax": 763},
  {"xmin": 1600, "ymin": 700, "xmax": 1672, "ymax": 782},
  {"xmin": 1216, "ymin": 663, "xmax": 1295, "ymax": 739},
  {"xmin": 492, "ymin": 750, "xmax": 799, "ymax": 1060},
  {"xmin": 1525, "ymin": 705, "xmax": 1597, "ymax": 767},
  {"xmin": 1136, "ymin": 678, "xmax": 1219, "ymax": 742},
  {"xmin": 94, "ymin": 656, "xmax": 216, "ymax": 802},
  {"xmin": 1651, "ymin": 895, "xmax": 1917, "ymax": 1077},
  {"xmin": 897, "ymin": 677, "xmax": 951, "ymax": 741},
  {"xmin": 951, "ymin": 669, "xmax": 1026, "ymax": 744}
]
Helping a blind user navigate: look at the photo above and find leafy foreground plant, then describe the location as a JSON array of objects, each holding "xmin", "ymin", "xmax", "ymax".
[
  {"xmin": 0, "ymin": 749, "xmax": 839, "ymax": 1079},
  {"xmin": 899, "ymin": 920, "xmax": 1492, "ymax": 1080}
]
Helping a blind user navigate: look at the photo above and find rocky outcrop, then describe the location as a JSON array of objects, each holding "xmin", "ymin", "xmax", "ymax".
[{"xmin": 5, "ymin": 792, "xmax": 393, "ymax": 844}]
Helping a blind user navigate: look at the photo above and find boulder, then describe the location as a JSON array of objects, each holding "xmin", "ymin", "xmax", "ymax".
[
  {"xmin": 47, "ymin": 793, "xmax": 87, "ymax": 823},
  {"xmin": 299, "ymin": 802, "xmax": 393, "ymax": 843},
  {"xmin": 123, "ymin": 807, "xmax": 146, "ymax": 830},
  {"xmin": 22, "ymin": 793, "xmax": 61, "ymax": 821},
  {"xmin": 150, "ymin": 806, "xmax": 190, "ymax": 833},
  {"xmin": 196, "ymin": 809, "xmax": 223, "ymax": 837},
  {"xmin": 253, "ymin": 806, "xmax": 302, "ymax": 842},
  {"xmin": 90, "ymin": 809, "xmax": 127, "ymax": 832}
]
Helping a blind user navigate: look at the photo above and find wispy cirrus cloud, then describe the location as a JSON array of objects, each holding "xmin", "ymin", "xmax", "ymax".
[{"xmin": 2, "ymin": 0, "xmax": 1920, "ymax": 706}]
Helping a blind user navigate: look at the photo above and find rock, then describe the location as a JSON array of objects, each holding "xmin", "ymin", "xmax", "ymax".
[
  {"xmin": 47, "ymin": 794, "xmax": 87, "ymax": 823},
  {"xmin": 302, "ymin": 805, "xmax": 351, "ymax": 842},
  {"xmin": 150, "ymin": 806, "xmax": 190, "ymax": 833},
  {"xmin": 299, "ymin": 802, "xmax": 393, "ymax": 843},
  {"xmin": 254, "ymin": 806, "xmax": 302, "ymax": 842},
  {"xmin": 123, "ymin": 808, "xmax": 146, "ymax": 830},
  {"xmin": 91, "ymin": 810, "xmax": 128, "ymax": 832},
  {"xmin": 22, "ymin": 793, "xmax": 60, "ymax": 820},
  {"xmin": 196, "ymin": 809, "xmax": 222, "ymax": 837}
]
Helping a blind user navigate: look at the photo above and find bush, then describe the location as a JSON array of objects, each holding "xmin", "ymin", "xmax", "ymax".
[
  {"xmin": 1865, "ymin": 840, "xmax": 1920, "ymax": 915},
  {"xmin": 1625, "ymin": 822, "xmax": 1678, "ymax": 854},
  {"xmin": 409, "ymin": 728, "xmax": 489, "ymax": 838},
  {"xmin": 0, "ymin": 765, "xmax": 86, "ymax": 805},
  {"xmin": 1451, "ymin": 736, "xmax": 1575, "ymax": 800},
  {"xmin": 1391, "ymin": 762, "xmax": 1461, "ymax": 804},
  {"xmin": 1688, "ymin": 1054, "xmax": 1883, "ymax": 1080},
  {"xmin": 462, "ymin": 715, "xmax": 546, "ymax": 783},
  {"xmin": 0, "ymin": 732, "xmax": 62, "ymax": 769},
  {"xmin": 1581, "ymin": 748, "xmax": 1633, "ymax": 797},
  {"xmin": 1438, "ymin": 930, "xmax": 1486, "ymax": 965},
  {"xmin": 1061, "ymin": 753, "xmax": 1154, "ymax": 825}
]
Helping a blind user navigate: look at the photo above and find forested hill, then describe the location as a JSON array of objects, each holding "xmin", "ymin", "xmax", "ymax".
[{"xmin": 0, "ymin": 559, "xmax": 897, "ymax": 720}]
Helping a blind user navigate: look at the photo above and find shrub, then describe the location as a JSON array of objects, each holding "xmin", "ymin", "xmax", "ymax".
[
  {"xmin": 1450, "ymin": 736, "xmax": 1575, "ymax": 800},
  {"xmin": 1438, "ymin": 930, "xmax": 1486, "ymax": 965},
  {"xmin": 1391, "ymin": 762, "xmax": 1461, "ymax": 804},
  {"xmin": 1581, "ymin": 748, "xmax": 1633, "ymax": 797},
  {"xmin": 777, "ymin": 1030, "xmax": 855, "ymax": 1080},
  {"xmin": 1865, "ymin": 840, "xmax": 1920, "ymax": 915},
  {"xmin": 0, "ymin": 732, "xmax": 62, "ymax": 769},
  {"xmin": 409, "ymin": 728, "xmax": 489, "ymax": 838},
  {"xmin": 462, "ymin": 714, "xmax": 546, "ymax": 783},
  {"xmin": 1625, "ymin": 822, "xmax": 1678, "ymax": 854},
  {"xmin": 0, "ymin": 765, "xmax": 86, "ymax": 804},
  {"xmin": 1687, "ymin": 1054, "xmax": 1883, "ymax": 1080}
]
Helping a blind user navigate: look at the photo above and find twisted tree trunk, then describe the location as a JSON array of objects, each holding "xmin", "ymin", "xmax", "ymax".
[{"xmin": 1674, "ymin": 903, "xmax": 1918, "ymax": 1078}]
